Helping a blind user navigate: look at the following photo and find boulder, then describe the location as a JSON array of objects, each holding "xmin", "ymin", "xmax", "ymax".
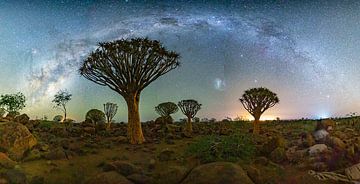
[
  {"xmin": 309, "ymin": 144, "xmax": 328, "ymax": 156},
  {"xmin": 0, "ymin": 122, "xmax": 37, "ymax": 160},
  {"xmin": 313, "ymin": 129, "xmax": 329, "ymax": 142},
  {"xmin": 85, "ymin": 171, "xmax": 133, "ymax": 184},
  {"xmin": 345, "ymin": 163, "xmax": 360, "ymax": 180},
  {"xmin": 14, "ymin": 114, "xmax": 30, "ymax": 125},
  {"xmin": 181, "ymin": 162, "xmax": 254, "ymax": 184},
  {"xmin": 157, "ymin": 166, "xmax": 188, "ymax": 184},
  {"xmin": 0, "ymin": 152, "xmax": 16, "ymax": 169}
]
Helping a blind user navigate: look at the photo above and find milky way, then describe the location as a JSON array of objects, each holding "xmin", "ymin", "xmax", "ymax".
[{"xmin": 0, "ymin": 1, "xmax": 359, "ymax": 121}]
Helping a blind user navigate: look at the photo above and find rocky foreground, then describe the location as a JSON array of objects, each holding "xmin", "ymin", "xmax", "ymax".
[{"xmin": 1, "ymin": 114, "xmax": 360, "ymax": 184}]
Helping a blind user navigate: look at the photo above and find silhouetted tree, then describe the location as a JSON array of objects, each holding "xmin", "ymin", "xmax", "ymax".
[
  {"xmin": 0, "ymin": 92, "xmax": 26, "ymax": 116},
  {"xmin": 52, "ymin": 90, "xmax": 72, "ymax": 121},
  {"xmin": 239, "ymin": 87, "xmax": 279, "ymax": 134},
  {"xmin": 104, "ymin": 102, "xmax": 118, "ymax": 130},
  {"xmin": 178, "ymin": 99, "xmax": 201, "ymax": 133},
  {"xmin": 80, "ymin": 38, "xmax": 180, "ymax": 144},
  {"xmin": 155, "ymin": 102, "xmax": 178, "ymax": 117}
]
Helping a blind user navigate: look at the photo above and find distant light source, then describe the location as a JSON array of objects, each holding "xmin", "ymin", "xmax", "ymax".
[{"xmin": 317, "ymin": 112, "xmax": 330, "ymax": 119}]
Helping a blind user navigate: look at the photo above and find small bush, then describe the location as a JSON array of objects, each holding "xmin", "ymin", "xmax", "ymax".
[
  {"xmin": 53, "ymin": 115, "xmax": 63, "ymax": 122},
  {"xmin": 185, "ymin": 134, "xmax": 255, "ymax": 163}
]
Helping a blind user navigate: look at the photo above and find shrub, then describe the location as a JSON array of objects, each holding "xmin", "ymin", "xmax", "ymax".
[
  {"xmin": 53, "ymin": 115, "xmax": 63, "ymax": 122},
  {"xmin": 85, "ymin": 109, "xmax": 106, "ymax": 125},
  {"xmin": 185, "ymin": 134, "xmax": 255, "ymax": 163}
]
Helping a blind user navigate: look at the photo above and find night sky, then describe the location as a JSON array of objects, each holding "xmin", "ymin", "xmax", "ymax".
[{"xmin": 0, "ymin": 0, "xmax": 360, "ymax": 122}]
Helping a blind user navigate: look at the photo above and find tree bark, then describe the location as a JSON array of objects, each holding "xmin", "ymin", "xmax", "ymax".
[
  {"xmin": 125, "ymin": 93, "xmax": 145, "ymax": 144},
  {"xmin": 253, "ymin": 114, "xmax": 261, "ymax": 134},
  {"xmin": 63, "ymin": 106, "xmax": 67, "ymax": 123},
  {"xmin": 106, "ymin": 117, "xmax": 111, "ymax": 131},
  {"xmin": 186, "ymin": 116, "xmax": 193, "ymax": 133}
]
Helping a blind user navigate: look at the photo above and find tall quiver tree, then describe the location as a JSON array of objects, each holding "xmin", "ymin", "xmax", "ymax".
[
  {"xmin": 52, "ymin": 90, "xmax": 72, "ymax": 121},
  {"xmin": 104, "ymin": 102, "xmax": 118, "ymax": 130},
  {"xmin": 80, "ymin": 38, "xmax": 180, "ymax": 144},
  {"xmin": 239, "ymin": 87, "xmax": 279, "ymax": 134},
  {"xmin": 178, "ymin": 99, "xmax": 201, "ymax": 133},
  {"xmin": 155, "ymin": 102, "xmax": 178, "ymax": 121}
]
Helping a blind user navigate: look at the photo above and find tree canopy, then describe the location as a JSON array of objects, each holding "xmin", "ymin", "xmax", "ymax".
[
  {"xmin": 0, "ymin": 92, "xmax": 26, "ymax": 113},
  {"xmin": 155, "ymin": 102, "xmax": 178, "ymax": 117}
]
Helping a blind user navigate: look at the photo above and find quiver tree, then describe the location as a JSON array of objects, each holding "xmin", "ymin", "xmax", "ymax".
[
  {"xmin": 52, "ymin": 90, "xmax": 72, "ymax": 121},
  {"xmin": 80, "ymin": 38, "xmax": 180, "ymax": 144},
  {"xmin": 239, "ymin": 87, "xmax": 279, "ymax": 134},
  {"xmin": 178, "ymin": 99, "xmax": 202, "ymax": 133},
  {"xmin": 155, "ymin": 102, "xmax": 178, "ymax": 117},
  {"xmin": 104, "ymin": 102, "xmax": 118, "ymax": 130}
]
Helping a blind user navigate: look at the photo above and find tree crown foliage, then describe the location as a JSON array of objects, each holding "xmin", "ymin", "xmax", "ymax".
[
  {"xmin": 52, "ymin": 90, "xmax": 72, "ymax": 110},
  {"xmin": 155, "ymin": 102, "xmax": 178, "ymax": 117},
  {"xmin": 86, "ymin": 109, "xmax": 106, "ymax": 124},
  {"xmin": 178, "ymin": 99, "xmax": 202, "ymax": 118},
  {"xmin": 0, "ymin": 92, "xmax": 26, "ymax": 113},
  {"xmin": 79, "ymin": 38, "xmax": 180, "ymax": 97},
  {"xmin": 239, "ymin": 87, "xmax": 279, "ymax": 117}
]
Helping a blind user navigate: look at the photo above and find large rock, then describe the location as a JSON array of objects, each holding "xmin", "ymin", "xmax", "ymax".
[
  {"xmin": 309, "ymin": 144, "xmax": 328, "ymax": 156},
  {"xmin": 14, "ymin": 114, "xmax": 30, "ymax": 125},
  {"xmin": 312, "ymin": 129, "xmax": 329, "ymax": 142},
  {"xmin": 85, "ymin": 171, "xmax": 133, "ymax": 184},
  {"xmin": 345, "ymin": 163, "xmax": 360, "ymax": 180},
  {"xmin": 181, "ymin": 162, "xmax": 254, "ymax": 184},
  {"xmin": 0, "ymin": 152, "xmax": 17, "ymax": 169},
  {"xmin": 0, "ymin": 122, "xmax": 37, "ymax": 160},
  {"xmin": 157, "ymin": 166, "xmax": 188, "ymax": 184}
]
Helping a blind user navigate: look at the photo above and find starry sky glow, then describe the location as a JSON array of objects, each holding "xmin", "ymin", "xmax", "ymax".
[{"xmin": 0, "ymin": 0, "xmax": 360, "ymax": 121}]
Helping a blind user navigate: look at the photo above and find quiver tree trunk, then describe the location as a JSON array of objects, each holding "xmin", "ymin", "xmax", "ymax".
[
  {"xmin": 125, "ymin": 93, "xmax": 145, "ymax": 144},
  {"xmin": 186, "ymin": 116, "xmax": 193, "ymax": 133},
  {"xmin": 253, "ymin": 113, "xmax": 261, "ymax": 134},
  {"xmin": 106, "ymin": 118, "xmax": 111, "ymax": 130}
]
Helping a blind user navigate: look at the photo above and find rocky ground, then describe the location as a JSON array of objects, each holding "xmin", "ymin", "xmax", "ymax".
[{"xmin": 1, "ymin": 114, "xmax": 360, "ymax": 184}]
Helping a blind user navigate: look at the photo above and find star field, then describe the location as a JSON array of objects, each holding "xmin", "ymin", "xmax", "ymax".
[{"xmin": 0, "ymin": 0, "xmax": 359, "ymax": 121}]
